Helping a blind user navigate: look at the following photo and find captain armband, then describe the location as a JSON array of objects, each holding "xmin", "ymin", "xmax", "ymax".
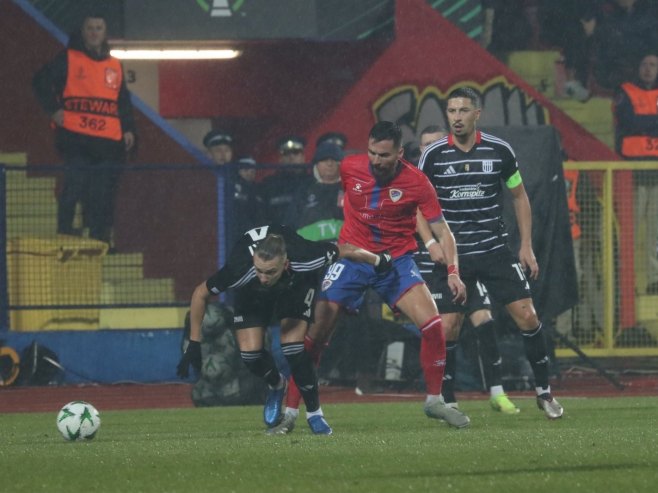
[{"xmin": 505, "ymin": 170, "xmax": 523, "ymax": 189}]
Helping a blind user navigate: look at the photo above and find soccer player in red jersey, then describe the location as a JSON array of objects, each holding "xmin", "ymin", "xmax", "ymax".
[{"xmin": 269, "ymin": 121, "xmax": 469, "ymax": 434}]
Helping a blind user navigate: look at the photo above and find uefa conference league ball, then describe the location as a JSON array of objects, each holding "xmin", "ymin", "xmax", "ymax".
[{"xmin": 56, "ymin": 401, "xmax": 101, "ymax": 441}]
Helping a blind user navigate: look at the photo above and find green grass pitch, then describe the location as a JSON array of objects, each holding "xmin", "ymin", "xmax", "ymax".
[{"xmin": 2, "ymin": 396, "xmax": 658, "ymax": 492}]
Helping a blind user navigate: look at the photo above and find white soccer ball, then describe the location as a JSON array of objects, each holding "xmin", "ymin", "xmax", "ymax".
[{"xmin": 56, "ymin": 401, "xmax": 101, "ymax": 441}]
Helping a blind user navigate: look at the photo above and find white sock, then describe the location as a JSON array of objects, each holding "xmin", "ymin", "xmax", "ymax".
[
  {"xmin": 285, "ymin": 407, "xmax": 299, "ymax": 417},
  {"xmin": 425, "ymin": 394, "xmax": 441, "ymax": 405},
  {"xmin": 536, "ymin": 386, "xmax": 551, "ymax": 396},
  {"xmin": 306, "ymin": 407, "xmax": 324, "ymax": 419},
  {"xmin": 490, "ymin": 385, "xmax": 505, "ymax": 397}
]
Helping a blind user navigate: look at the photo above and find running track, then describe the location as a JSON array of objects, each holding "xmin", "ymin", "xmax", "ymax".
[{"xmin": 1, "ymin": 373, "xmax": 656, "ymax": 413}]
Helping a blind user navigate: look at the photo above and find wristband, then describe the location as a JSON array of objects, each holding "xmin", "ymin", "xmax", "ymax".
[
  {"xmin": 424, "ymin": 238, "xmax": 437, "ymax": 249},
  {"xmin": 447, "ymin": 264, "xmax": 459, "ymax": 276}
]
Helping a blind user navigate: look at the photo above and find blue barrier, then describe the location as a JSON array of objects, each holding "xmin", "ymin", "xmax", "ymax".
[{"xmin": 3, "ymin": 326, "xmax": 287, "ymax": 384}]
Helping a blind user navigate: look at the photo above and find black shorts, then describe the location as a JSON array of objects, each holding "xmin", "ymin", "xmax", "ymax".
[
  {"xmin": 426, "ymin": 247, "xmax": 531, "ymax": 314},
  {"xmin": 232, "ymin": 272, "xmax": 319, "ymax": 330}
]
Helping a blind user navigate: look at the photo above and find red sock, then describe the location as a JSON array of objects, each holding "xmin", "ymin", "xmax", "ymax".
[
  {"xmin": 304, "ymin": 334, "xmax": 327, "ymax": 365},
  {"xmin": 285, "ymin": 335, "xmax": 328, "ymax": 409},
  {"xmin": 419, "ymin": 315, "xmax": 446, "ymax": 395}
]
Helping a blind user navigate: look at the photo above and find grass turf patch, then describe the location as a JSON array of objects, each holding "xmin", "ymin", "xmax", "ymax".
[{"xmin": 2, "ymin": 396, "xmax": 657, "ymax": 492}]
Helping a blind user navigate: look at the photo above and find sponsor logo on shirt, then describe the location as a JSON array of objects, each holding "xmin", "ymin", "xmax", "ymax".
[
  {"xmin": 449, "ymin": 184, "xmax": 485, "ymax": 199},
  {"xmin": 444, "ymin": 166, "xmax": 456, "ymax": 175},
  {"xmin": 389, "ymin": 189, "xmax": 403, "ymax": 202}
]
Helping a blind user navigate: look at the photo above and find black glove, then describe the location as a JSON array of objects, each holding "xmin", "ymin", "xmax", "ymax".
[
  {"xmin": 176, "ymin": 340, "xmax": 202, "ymax": 378},
  {"xmin": 375, "ymin": 251, "xmax": 393, "ymax": 273}
]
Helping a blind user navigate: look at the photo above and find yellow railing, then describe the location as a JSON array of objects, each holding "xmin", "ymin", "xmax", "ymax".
[{"xmin": 558, "ymin": 161, "xmax": 658, "ymax": 357}]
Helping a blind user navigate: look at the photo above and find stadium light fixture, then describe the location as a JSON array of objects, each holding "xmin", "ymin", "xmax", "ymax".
[{"xmin": 110, "ymin": 48, "xmax": 241, "ymax": 60}]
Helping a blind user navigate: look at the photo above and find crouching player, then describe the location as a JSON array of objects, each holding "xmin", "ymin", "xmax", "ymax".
[{"xmin": 176, "ymin": 223, "xmax": 391, "ymax": 434}]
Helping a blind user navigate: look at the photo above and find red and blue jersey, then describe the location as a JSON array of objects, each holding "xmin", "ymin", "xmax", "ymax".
[{"xmin": 338, "ymin": 154, "xmax": 443, "ymax": 257}]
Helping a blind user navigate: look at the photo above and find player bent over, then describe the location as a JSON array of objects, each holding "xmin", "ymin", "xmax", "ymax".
[
  {"xmin": 270, "ymin": 121, "xmax": 469, "ymax": 435},
  {"xmin": 176, "ymin": 223, "xmax": 391, "ymax": 434}
]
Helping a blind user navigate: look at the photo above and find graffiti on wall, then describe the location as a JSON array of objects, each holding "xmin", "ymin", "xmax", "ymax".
[{"xmin": 372, "ymin": 76, "xmax": 550, "ymax": 144}]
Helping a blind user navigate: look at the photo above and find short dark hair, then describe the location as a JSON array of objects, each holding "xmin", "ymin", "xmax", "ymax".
[
  {"xmin": 447, "ymin": 87, "xmax": 482, "ymax": 109},
  {"xmin": 254, "ymin": 234, "xmax": 287, "ymax": 261},
  {"xmin": 369, "ymin": 121, "xmax": 402, "ymax": 148},
  {"xmin": 420, "ymin": 124, "xmax": 446, "ymax": 136}
]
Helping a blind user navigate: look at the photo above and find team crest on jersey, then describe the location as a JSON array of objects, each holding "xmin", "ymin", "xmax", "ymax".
[
  {"xmin": 105, "ymin": 68, "xmax": 119, "ymax": 89},
  {"xmin": 483, "ymin": 160, "xmax": 493, "ymax": 172},
  {"xmin": 389, "ymin": 189, "xmax": 403, "ymax": 202},
  {"xmin": 465, "ymin": 163, "xmax": 470, "ymax": 172},
  {"xmin": 321, "ymin": 279, "xmax": 333, "ymax": 291}
]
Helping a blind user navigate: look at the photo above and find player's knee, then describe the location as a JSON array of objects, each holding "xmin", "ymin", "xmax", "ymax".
[
  {"xmin": 516, "ymin": 312, "xmax": 540, "ymax": 331},
  {"xmin": 508, "ymin": 300, "xmax": 539, "ymax": 330},
  {"xmin": 442, "ymin": 321, "xmax": 460, "ymax": 341}
]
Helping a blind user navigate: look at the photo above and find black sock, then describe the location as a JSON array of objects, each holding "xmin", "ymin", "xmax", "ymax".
[
  {"xmin": 442, "ymin": 341, "xmax": 458, "ymax": 403},
  {"xmin": 282, "ymin": 342, "xmax": 319, "ymax": 412},
  {"xmin": 240, "ymin": 350, "xmax": 281, "ymax": 387},
  {"xmin": 476, "ymin": 320, "xmax": 503, "ymax": 388},
  {"xmin": 521, "ymin": 323, "xmax": 550, "ymax": 389}
]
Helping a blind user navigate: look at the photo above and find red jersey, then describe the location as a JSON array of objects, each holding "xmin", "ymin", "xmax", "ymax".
[{"xmin": 339, "ymin": 154, "xmax": 443, "ymax": 256}]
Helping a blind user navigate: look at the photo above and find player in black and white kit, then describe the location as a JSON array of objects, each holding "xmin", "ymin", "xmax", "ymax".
[
  {"xmin": 176, "ymin": 224, "xmax": 391, "ymax": 434},
  {"xmin": 417, "ymin": 87, "xmax": 563, "ymax": 420}
]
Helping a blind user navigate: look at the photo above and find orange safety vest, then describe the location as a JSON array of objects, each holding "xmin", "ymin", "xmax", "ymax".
[
  {"xmin": 61, "ymin": 49, "xmax": 123, "ymax": 141},
  {"xmin": 619, "ymin": 82, "xmax": 658, "ymax": 158},
  {"xmin": 564, "ymin": 169, "xmax": 581, "ymax": 240}
]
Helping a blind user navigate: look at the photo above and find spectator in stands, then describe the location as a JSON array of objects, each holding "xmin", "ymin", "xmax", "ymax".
[
  {"xmin": 538, "ymin": 0, "xmax": 601, "ymax": 102},
  {"xmin": 613, "ymin": 52, "xmax": 658, "ymax": 293},
  {"xmin": 286, "ymin": 142, "xmax": 343, "ymax": 239},
  {"xmin": 228, "ymin": 157, "xmax": 266, "ymax": 241},
  {"xmin": 261, "ymin": 135, "xmax": 313, "ymax": 224},
  {"xmin": 480, "ymin": 0, "xmax": 533, "ymax": 60},
  {"xmin": 203, "ymin": 130, "xmax": 234, "ymax": 165},
  {"xmin": 33, "ymin": 13, "xmax": 136, "ymax": 245},
  {"xmin": 557, "ymin": 168, "xmax": 604, "ymax": 339},
  {"xmin": 594, "ymin": 0, "xmax": 658, "ymax": 91},
  {"xmin": 316, "ymin": 131, "xmax": 348, "ymax": 150}
]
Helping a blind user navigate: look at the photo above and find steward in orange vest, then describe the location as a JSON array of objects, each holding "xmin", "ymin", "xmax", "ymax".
[
  {"xmin": 32, "ymin": 14, "xmax": 135, "ymax": 244},
  {"xmin": 33, "ymin": 22, "xmax": 135, "ymax": 150},
  {"xmin": 613, "ymin": 54, "xmax": 658, "ymax": 160},
  {"xmin": 563, "ymin": 169, "xmax": 582, "ymax": 241}
]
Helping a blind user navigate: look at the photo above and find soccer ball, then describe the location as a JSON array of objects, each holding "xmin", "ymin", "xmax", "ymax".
[{"xmin": 56, "ymin": 401, "xmax": 101, "ymax": 441}]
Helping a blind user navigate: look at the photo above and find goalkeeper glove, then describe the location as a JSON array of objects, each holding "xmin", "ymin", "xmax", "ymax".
[{"xmin": 176, "ymin": 340, "xmax": 202, "ymax": 378}]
